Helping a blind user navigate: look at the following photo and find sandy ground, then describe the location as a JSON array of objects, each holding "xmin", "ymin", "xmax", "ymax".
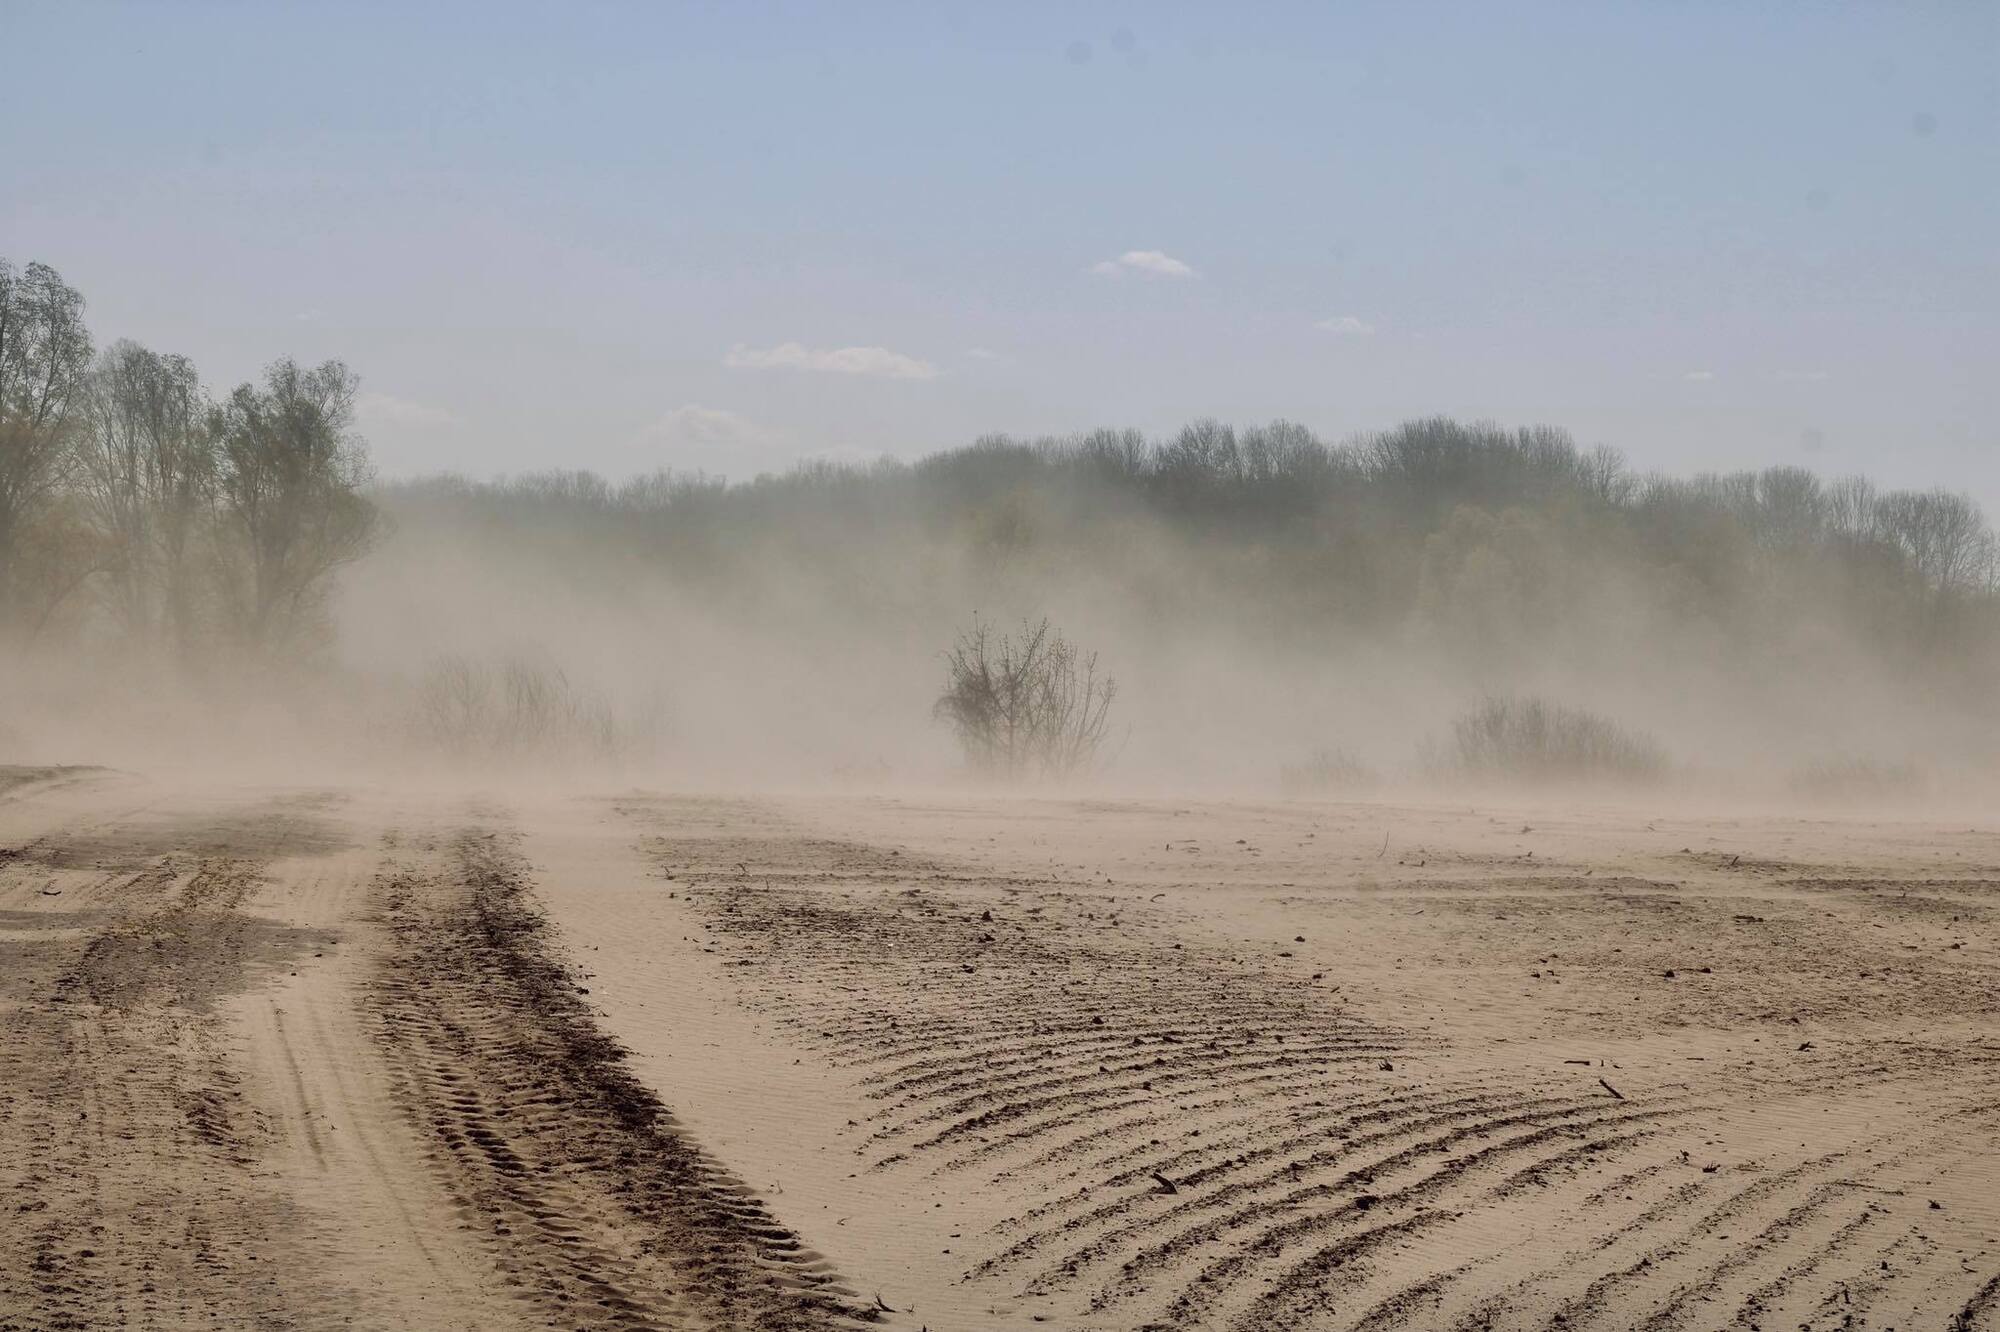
[{"xmin": 2, "ymin": 766, "xmax": 1998, "ymax": 1330}]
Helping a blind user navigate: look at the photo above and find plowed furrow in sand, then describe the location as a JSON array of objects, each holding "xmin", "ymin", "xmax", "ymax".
[
  {"xmin": 827, "ymin": 993, "xmax": 1372, "ymax": 1072},
  {"xmin": 367, "ymin": 829, "xmax": 878, "ymax": 1332},
  {"xmin": 980, "ymin": 1087, "xmax": 1553, "ymax": 1280},
  {"xmin": 1093, "ymin": 1108, "xmax": 1683, "ymax": 1326},
  {"xmin": 1340, "ymin": 1156, "xmax": 1708, "ymax": 1330},
  {"xmin": 847, "ymin": 1008, "xmax": 1403, "ymax": 1086},
  {"xmin": 1530, "ymin": 1142, "xmax": 1922, "ymax": 1330},
  {"xmin": 983, "ymin": 1085, "xmax": 1502, "ymax": 1256},
  {"xmin": 1038, "ymin": 1093, "xmax": 1678, "ymax": 1301},
  {"xmin": 1146, "ymin": 1131, "xmax": 1668, "ymax": 1332},
  {"xmin": 869, "ymin": 1032, "xmax": 1390, "ymax": 1132},
  {"xmin": 1720, "ymin": 1205, "xmax": 1882, "ymax": 1329},
  {"xmin": 609, "ymin": 797, "xmax": 2000, "ymax": 1332},
  {"xmin": 905, "ymin": 1050, "xmax": 1403, "ymax": 1168},
  {"xmin": 991, "ymin": 1078, "xmax": 1398, "ymax": 1184},
  {"xmin": 862, "ymin": 1020, "xmax": 1404, "ymax": 1103}
]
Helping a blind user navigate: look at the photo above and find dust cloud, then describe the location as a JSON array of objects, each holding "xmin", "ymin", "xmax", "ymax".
[
  {"xmin": 8, "ymin": 412, "xmax": 2000, "ymax": 809},
  {"xmin": 8, "ymin": 282, "xmax": 2000, "ymax": 1332}
]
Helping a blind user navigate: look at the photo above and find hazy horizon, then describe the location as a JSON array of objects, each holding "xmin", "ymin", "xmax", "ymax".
[{"xmin": 5, "ymin": 1, "xmax": 1995, "ymax": 508}]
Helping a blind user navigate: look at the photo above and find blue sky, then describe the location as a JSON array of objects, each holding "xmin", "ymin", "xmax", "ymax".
[{"xmin": 5, "ymin": 1, "xmax": 1995, "ymax": 502}]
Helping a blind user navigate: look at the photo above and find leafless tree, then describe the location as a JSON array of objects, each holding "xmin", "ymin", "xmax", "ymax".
[
  {"xmin": 216, "ymin": 358, "xmax": 378, "ymax": 651},
  {"xmin": 1579, "ymin": 444, "xmax": 1633, "ymax": 505},
  {"xmin": 1824, "ymin": 476, "xmax": 1879, "ymax": 543},
  {"xmin": 1875, "ymin": 488, "xmax": 1994, "ymax": 598},
  {"xmin": 75, "ymin": 341, "xmax": 216, "ymax": 644},
  {"xmin": 0, "ymin": 259, "xmax": 94, "ymax": 628},
  {"xmin": 934, "ymin": 617, "xmax": 1116, "ymax": 779},
  {"xmin": 1753, "ymin": 466, "xmax": 1826, "ymax": 547}
]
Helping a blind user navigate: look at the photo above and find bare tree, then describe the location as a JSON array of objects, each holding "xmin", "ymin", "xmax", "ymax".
[
  {"xmin": 934, "ymin": 617, "xmax": 1116, "ymax": 779},
  {"xmin": 1824, "ymin": 475, "xmax": 1879, "ymax": 543},
  {"xmin": 1753, "ymin": 466, "xmax": 1825, "ymax": 547},
  {"xmin": 1579, "ymin": 444, "xmax": 1633, "ymax": 505},
  {"xmin": 0, "ymin": 259, "xmax": 94, "ymax": 628},
  {"xmin": 75, "ymin": 340, "xmax": 216, "ymax": 643},
  {"xmin": 216, "ymin": 358, "xmax": 378, "ymax": 650},
  {"xmin": 1876, "ymin": 488, "xmax": 1994, "ymax": 598}
]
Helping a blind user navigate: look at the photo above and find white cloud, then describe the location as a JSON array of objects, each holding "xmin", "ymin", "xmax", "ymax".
[
  {"xmin": 1682, "ymin": 370, "xmax": 1716, "ymax": 382},
  {"xmin": 1775, "ymin": 369, "xmax": 1829, "ymax": 382},
  {"xmin": 965, "ymin": 347, "xmax": 1002, "ymax": 361},
  {"xmin": 1089, "ymin": 249, "xmax": 1197, "ymax": 279},
  {"xmin": 724, "ymin": 341, "xmax": 939, "ymax": 381},
  {"xmin": 1313, "ymin": 315, "xmax": 1375, "ymax": 337},
  {"xmin": 642, "ymin": 404, "xmax": 774, "ymax": 448},
  {"xmin": 356, "ymin": 392, "xmax": 460, "ymax": 429}
]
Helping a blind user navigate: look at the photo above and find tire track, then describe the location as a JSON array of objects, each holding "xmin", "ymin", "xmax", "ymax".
[
  {"xmin": 0, "ymin": 800, "xmax": 356, "ymax": 1332},
  {"xmin": 367, "ymin": 828, "xmax": 879, "ymax": 1331}
]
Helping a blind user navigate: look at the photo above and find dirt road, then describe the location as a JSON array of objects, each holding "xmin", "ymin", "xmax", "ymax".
[{"xmin": 2, "ymin": 767, "xmax": 1997, "ymax": 1329}]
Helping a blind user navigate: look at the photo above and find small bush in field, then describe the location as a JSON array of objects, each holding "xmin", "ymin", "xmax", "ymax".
[
  {"xmin": 411, "ymin": 654, "xmax": 624, "ymax": 760},
  {"xmin": 1789, "ymin": 756, "xmax": 1925, "ymax": 804},
  {"xmin": 1280, "ymin": 747, "xmax": 1379, "ymax": 795},
  {"xmin": 934, "ymin": 617, "xmax": 1116, "ymax": 780},
  {"xmin": 1435, "ymin": 695, "xmax": 1667, "ymax": 784}
]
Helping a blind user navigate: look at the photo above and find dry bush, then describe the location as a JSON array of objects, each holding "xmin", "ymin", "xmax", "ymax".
[
  {"xmin": 410, "ymin": 654, "xmax": 626, "ymax": 761},
  {"xmin": 1433, "ymin": 695, "xmax": 1667, "ymax": 785},
  {"xmin": 1280, "ymin": 747, "xmax": 1379, "ymax": 795},
  {"xmin": 1789, "ymin": 756, "xmax": 1927, "ymax": 804},
  {"xmin": 934, "ymin": 617, "xmax": 1116, "ymax": 780}
]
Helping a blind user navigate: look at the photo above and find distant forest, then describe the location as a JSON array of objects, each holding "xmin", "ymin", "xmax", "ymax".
[
  {"xmin": 8, "ymin": 254, "xmax": 2000, "ymax": 741},
  {"xmin": 383, "ymin": 419, "xmax": 2000, "ymax": 695}
]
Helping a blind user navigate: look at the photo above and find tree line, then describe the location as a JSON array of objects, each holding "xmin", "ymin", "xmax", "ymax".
[
  {"xmin": 12, "ymin": 250, "xmax": 1999, "ymax": 720},
  {"xmin": 0, "ymin": 257, "xmax": 376, "ymax": 660},
  {"xmin": 381, "ymin": 417, "xmax": 2000, "ymax": 703}
]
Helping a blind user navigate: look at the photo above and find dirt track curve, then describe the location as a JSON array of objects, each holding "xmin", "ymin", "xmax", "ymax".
[{"xmin": 2, "ymin": 768, "xmax": 1998, "ymax": 1330}]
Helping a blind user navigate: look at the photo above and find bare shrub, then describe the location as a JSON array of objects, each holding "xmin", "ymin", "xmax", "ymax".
[
  {"xmin": 1789, "ymin": 756, "xmax": 1926, "ymax": 805},
  {"xmin": 1280, "ymin": 747, "xmax": 1379, "ymax": 795},
  {"xmin": 1434, "ymin": 695, "xmax": 1667, "ymax": 784},
  {"xmin": 410, "ymin": 654, "xmax": 626, "ymax": 761},
  {"xmin": 934, "ymin": 617, "xmax": 1116, "ymax": 780}
]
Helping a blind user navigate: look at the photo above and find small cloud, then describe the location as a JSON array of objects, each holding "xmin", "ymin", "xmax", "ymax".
[
  {"xmin": 1313, "ymin": 315, "xmax": 1375, "ymax": 337},
  {"xmin": 724, "ymin": 341, "xmax": 939, "ymax": 381},
  {"xmin": 965, "ymin": 347, "xmax": 1003, "ymax": 362},
  {"xmin": 356, "ymin": 392, "xmax": 460, "ymax": 429},
  {"xmin": 1682, "ymin": 370, "xmax": 1716, "ymax": 382},
  {"xmin": 1089, "ymin": 249, "xmax": 1197, "ymax": 279},
  {"xmin": 295, "ymin": 309, "xmax": 325, "ymax": 323},
  {"xmin": 1774, "ymin": 369, "xmax": 1829, "ymax": 383},
  {"xmin": 642, "ymin": 404, "xmax": 773, "ymax": 448}
]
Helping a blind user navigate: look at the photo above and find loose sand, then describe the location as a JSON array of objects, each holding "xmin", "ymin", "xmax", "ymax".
[{"xmin": 3, "ymin": 767, "xmax": 1996, "ymax": 1329}]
